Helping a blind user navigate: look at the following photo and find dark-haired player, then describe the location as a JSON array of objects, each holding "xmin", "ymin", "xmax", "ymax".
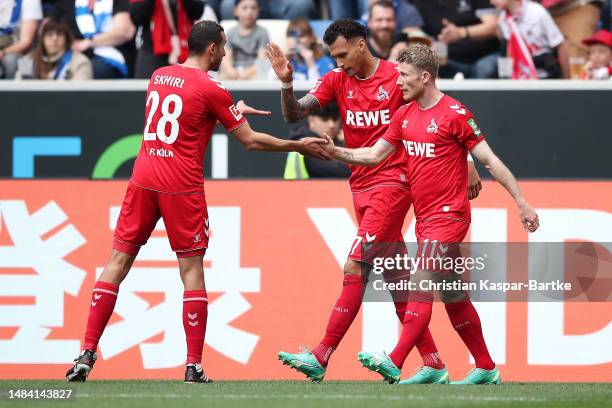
[
  {"xmin": 267, "ymin": 19, "xmax": 482, "ymax": 383},
  {"xmin": 316, "ymin": 43, "xmax": 539, "ymax": 384},
  {"xmin": 66, "ymin": 20, "xmax": 330, "ymax": 384}
]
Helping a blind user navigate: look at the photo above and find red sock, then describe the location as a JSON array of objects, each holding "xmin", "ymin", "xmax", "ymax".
[
  {"xmin": 445, "ymin": 300, "xmax": 495, "ymax": 370},
  {"xmin": 83, "ymin": 281, "xmax": 119, "ymax": 351},
  {"xmin": 388, "ymin": 299, "xmax": 432, "ymax": 369},
  {"xmin": 183, "ymin": 289, "xmax": 208, "ymax": 364},
  {"xmin": 312, "ymin": 275, "xmax": 364, "ymax": 367},
  {"xmin": 394, "ymin": 301, "xmax": 444, "ymax": 369},
  {"xmin": 416, "ymin": 329, "xmax": 445, "ymax": 369}
]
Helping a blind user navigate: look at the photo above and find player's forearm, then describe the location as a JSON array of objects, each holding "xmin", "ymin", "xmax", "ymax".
[
  {"xmin": 333, "ymin": 146, "xmax": 380, "ymax": 167},
  {"xmin": 483, "ymin": 155, "xmax": 526, "ymax": 207},
  {"xmin": 244, "ymin": 131, "xmax": 300, "ymax": 152},
  {"xmin": 280, "ymin": 87, "xmax": 306, "ymax": 123}
]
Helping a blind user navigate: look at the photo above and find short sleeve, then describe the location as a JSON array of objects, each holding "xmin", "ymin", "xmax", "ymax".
[
  {"xmin": 381, "ymin": 107, "xmax": 405, "ymax": 148},
  {"xmin": 308, "ymin": 70, "xmax": 338, "ymax": 108},
  {"xmin": 205, "ymin": 79, "xmax": 247, "ymax": 132},
  {"xmin": 112, "ymin": 0, "xmax": 130, "ymax": 14},
  {"xmin": 21, "ymin": 0, "xmax": 43, "ymax": 21},
  {"xmin": 540, "ymin": 7, "xmax": 565, "ymax": 48},
  {"xmin": 452, "ymin": 108, "xmax": 485, "ymax": 151},
  {"xmin": 257, "ymin": 26, "xmax": 270, "ymax": 49}
]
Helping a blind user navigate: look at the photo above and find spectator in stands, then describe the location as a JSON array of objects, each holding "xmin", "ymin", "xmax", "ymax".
[
  {"xmin": 327, "ymin": 0, "xmax": 369, "ymax": 20},
  {"xmin": 17, "ymin": 18, "xmax": 93, "ymax": 79},
  {"xmin": 129, "ymin": 0, "xmax": 206, "ymax": 79},
  {"xmin": 284, "ymin": 19, "xmax": 335, "ymax": 81},
  {"xmin": 214, "ymin": 0, "xmax": 317, "ymax": 21},
  {"xmin": 221, "ymin": 0, "xmax": 268, "ymax": 79},
  {"xmin": 493, "ymin": 0, "xmax": 570, "ymax": 78},
  {"xmin": 582, "ymin": 29, "xmax": 612, "ymax": 79},
  {"xmin": 53, "ymin": 0, "xmax": 136, "ymax": 78},
  {"xmin": 360, "ymin": 0, "xmax": 424, "ymax": 33},
  {"xmin": 367, "ymin": 0, "xmax": 410, "ymax": 61},
  {"xmin": 0, "ymin": 0, "xmax": 42, "ymax": 79},
  {"xmin": 414, "ymin": 0, "xmax": 500, "ymax": 78},
  {"xmin": 541, "ymin": 0, "xmax": 603, "ymax": 60},
  {"xmin": 284, "ymin": 103, "xmax": 349, "ymax": 180}
]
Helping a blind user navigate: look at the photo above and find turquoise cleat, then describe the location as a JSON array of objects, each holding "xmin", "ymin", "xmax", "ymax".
[
  {"xmin": 450, "ymin": 367, "xmax": 502, "ymax": 385},
  {"xmin": 278, "ymin": 349, "xmax": 326, "ymax": 383},
  {"xmin": 357, "ymin": 351, "xmax": 401, "ymax": 384},
  {"xmin": 398, "ymin": 366, "xmax": 450, "ymax": 384}
]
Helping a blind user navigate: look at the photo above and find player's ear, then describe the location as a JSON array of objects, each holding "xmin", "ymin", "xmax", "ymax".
[
  {"xmin": 422, "ymin": 70, "xmax": 430, "ymax": 84},
  {"xmin": 358, "ymin": 38, "xmax": 366, "ymax": 52}
]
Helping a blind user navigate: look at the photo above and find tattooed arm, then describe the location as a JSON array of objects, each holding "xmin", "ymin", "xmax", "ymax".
[
  {"xmin": 305, "ymin": 134, "xmax": 396, "ymax": 167},
  {"xmin": 280, "ymin": 92, "xmax": 322, "ymax": 123},
  {"xmin": 266, "ymin": 42, "xmax": 323, "ymax": 122}
]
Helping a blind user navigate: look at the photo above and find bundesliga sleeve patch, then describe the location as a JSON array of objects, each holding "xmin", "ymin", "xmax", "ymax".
[{"xmin": 468, "ymin": 118, "xmax": 482, "ymax": 137}]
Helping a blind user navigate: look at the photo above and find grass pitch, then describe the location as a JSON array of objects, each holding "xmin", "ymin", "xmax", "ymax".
[{"xmin": 1, "ymin": 381, "xmax": 610, "ymax": 408}]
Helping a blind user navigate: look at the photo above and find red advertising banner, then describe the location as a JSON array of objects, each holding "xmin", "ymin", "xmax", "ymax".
[{"xmin": 0, "ymin": 180, "xmax": 610, "ymax": 381}]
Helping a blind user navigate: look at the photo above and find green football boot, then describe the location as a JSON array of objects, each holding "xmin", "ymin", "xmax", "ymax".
[
  {"xmin": 450, "ymin": 367, "xmax": 502, "ymax": 385},
  {"xmin": 357, "ymin": 351, "xmax": 401, "ymax": 384},
  {"xmin": 398, "ymin": 366, "xmax": 450, "ymax": 384},
  {"xmin": 278, "ymin": 349, "xmax": 326, "ymax": 383}
]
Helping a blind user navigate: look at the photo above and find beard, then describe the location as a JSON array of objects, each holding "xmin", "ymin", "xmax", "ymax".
[
  {"xmin": 209, "ymin": 56, "xmax": 223, "ymax": 72},
  {"xmin": 371, "ymin": 29, "xmax": 394, "ymax": 47}
]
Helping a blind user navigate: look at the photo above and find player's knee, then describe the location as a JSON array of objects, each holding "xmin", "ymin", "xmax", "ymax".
[
  {"xmin": 440, "ymin": 290, "xmax": 468, "ymax": 304},
  {"xmin": 343, "ymin": 259, "xmax": 363, "ymax": 276}
]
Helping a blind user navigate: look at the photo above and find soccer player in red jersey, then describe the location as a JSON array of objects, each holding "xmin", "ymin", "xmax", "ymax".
[
  {"xmin": 315, "ymin": 43, "xmax": 540, "ymax": 384},
  {"xmin": 268, "ymin": 19, "xmax": 482, "ymax": 383},
  {"xmin": 65, "ymin": 20, "xmax": 330, "ymax": 384}
]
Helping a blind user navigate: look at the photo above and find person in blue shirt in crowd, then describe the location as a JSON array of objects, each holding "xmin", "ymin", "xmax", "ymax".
[{"xmin": 285, "ymin": 18, "xmax": 335, "ymax": 80}]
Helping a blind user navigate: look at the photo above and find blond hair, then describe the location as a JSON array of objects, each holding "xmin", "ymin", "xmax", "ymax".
[{"xmin": 396, "ymin": 43, "xmax": 439, "ymax": 79}]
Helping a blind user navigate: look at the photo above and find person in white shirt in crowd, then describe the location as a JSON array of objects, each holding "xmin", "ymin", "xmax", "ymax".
[
  {"xmin": 0, "ymin": 0, "xmax": 42, "ymax": 79},
  {"xmin": 493, "ymin": 0, "xmax": 570, "ymax": 78}
]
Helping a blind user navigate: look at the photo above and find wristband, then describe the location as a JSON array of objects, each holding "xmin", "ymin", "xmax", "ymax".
[{"xmin": 281, "ymin": 81, "xmax": 293, "ymax": 89}]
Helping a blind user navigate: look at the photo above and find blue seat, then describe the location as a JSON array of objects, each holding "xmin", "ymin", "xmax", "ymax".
[{"xmin": 310, "ymin": 20, "xmax": 333, "ymax": 40}]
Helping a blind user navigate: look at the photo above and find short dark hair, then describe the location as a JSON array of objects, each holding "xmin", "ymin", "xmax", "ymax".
[
  {"xmin": 311, "ymin": 102, "xmax": 339, "ymax": 119},
  {"xmin": 369, "ymin": 0, "xmax": 395, "ymax": 16},
  {"xmin": 323, "ymin": 19, "xmax": 367, "ymax": 46},
  {"xmin": 234, "ymin": 0, "xmax": 259, "ymax": 6},
  {"xmin": 188, "ymin": 20, "xmax": 224, "ymax": 56}
]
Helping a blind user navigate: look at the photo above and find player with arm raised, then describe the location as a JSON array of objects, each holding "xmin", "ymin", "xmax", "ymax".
[
  {"xmin": 268, "ymin": 19, "xmax": 484, "ymax": 384},
  {"xmin": 314, "ymin": 43, "xmax": 539, "ymax": 385},
  {"xmin": 65, "ymin": 20, "xmax": 330, "ymax": 384}
]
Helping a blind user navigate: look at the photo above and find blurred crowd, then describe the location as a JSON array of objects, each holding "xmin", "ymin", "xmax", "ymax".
[{"xmin": 1, "ymin": 0, "xmax": 611, "ymax": 80}]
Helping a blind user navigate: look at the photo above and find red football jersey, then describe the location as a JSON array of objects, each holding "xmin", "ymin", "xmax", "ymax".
[
  {"xmin": 132, "ymin": 65, "xmax": 246, "ymax": 193},
  {"xmin": 309, "ymin": 59, "xmax": 409, "ymax": 191},
  {"xmin": 383, "ymin": 94, "xmax": 485, "ymax": 222}
]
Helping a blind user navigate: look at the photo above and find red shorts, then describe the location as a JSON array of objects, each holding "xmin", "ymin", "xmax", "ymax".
[
  {"xmin": 414, "ymin": 217, "xmax": 470, "ymax": 274},
  {"xmin": 113, "ymin": 182, "xmax": 209, "ymax": 258},
  {"xmin": 348, "ymin": 185, "xmax": 411, "ymax": 264},
  {"xmin": 415, "ymin": 217, "xmax": 469, "ymax": 243}
]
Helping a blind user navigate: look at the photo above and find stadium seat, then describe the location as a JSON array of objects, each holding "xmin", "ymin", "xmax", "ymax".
[{"xmin": 310, "ymin": 20, "xmax": 333, "ymax": 41}]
